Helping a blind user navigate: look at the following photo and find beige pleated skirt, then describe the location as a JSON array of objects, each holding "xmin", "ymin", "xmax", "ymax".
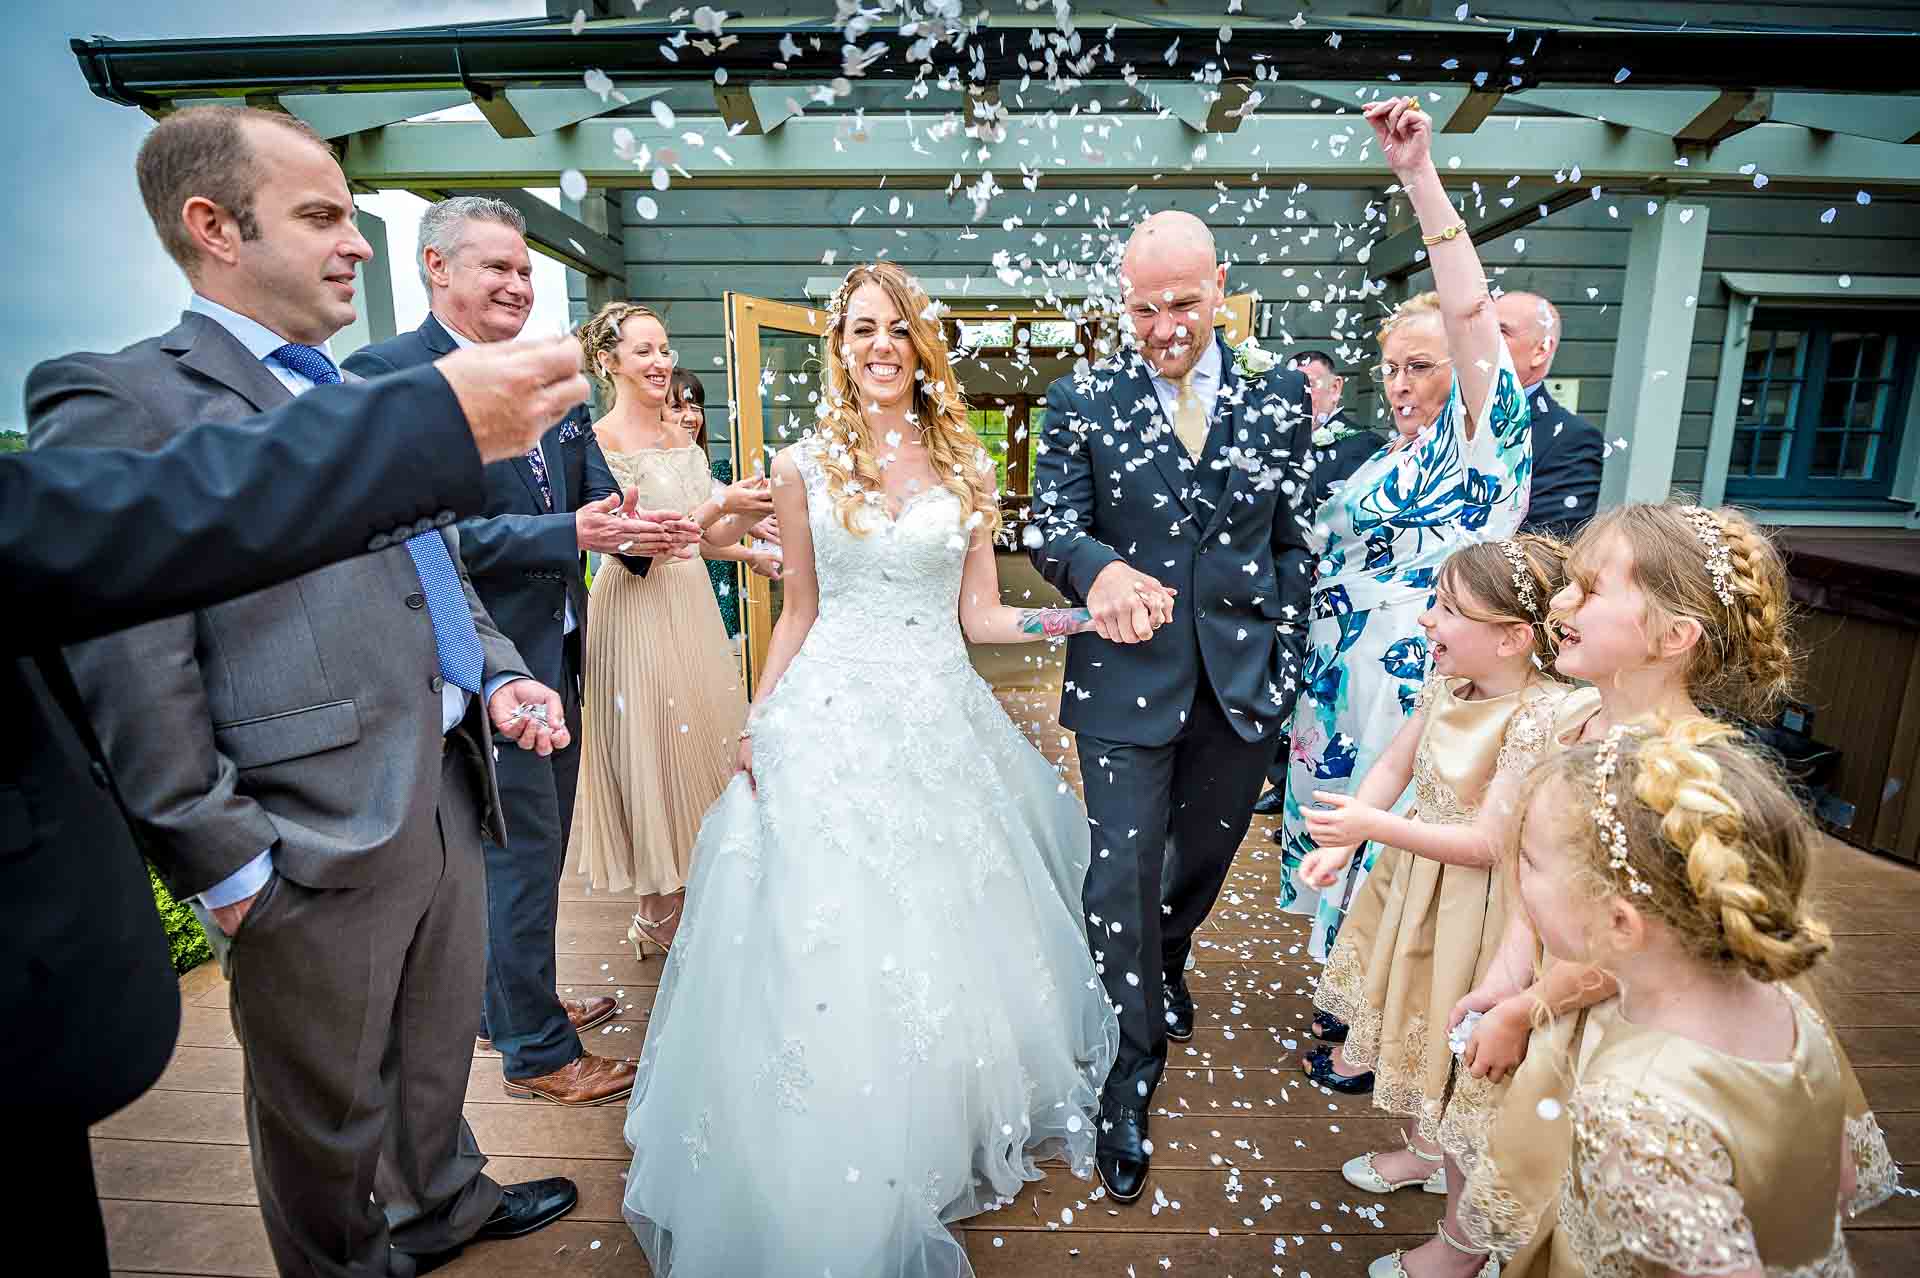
[{"xmin": 570, "ymin": 553, "xmax": 747, "ymax": 895}]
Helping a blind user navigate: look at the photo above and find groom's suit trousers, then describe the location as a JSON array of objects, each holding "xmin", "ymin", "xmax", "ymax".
[{"xmin": 1076, "ymin": 681, "xmax": 1277, "ymax": 1107}]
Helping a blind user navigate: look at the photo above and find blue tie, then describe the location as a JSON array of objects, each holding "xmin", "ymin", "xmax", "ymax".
[{"xmin": 271, "ymin": 344, "xmax": 485, "ymax": 695}]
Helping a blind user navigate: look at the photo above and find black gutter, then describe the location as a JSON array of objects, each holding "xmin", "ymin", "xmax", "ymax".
[{"xmin": 70, "ymin": 21, "xmax": 1920, "ymax": 111}]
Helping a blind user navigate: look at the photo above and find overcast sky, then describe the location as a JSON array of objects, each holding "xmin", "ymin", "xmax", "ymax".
[{"xmin": 2, "ymin": 0, "xmax": 572, "ymax": 430}]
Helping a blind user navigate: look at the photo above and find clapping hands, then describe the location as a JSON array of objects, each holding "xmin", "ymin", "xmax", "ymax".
[{"xmin": 576, "ymin": 487, "xmax": 703, "ymax": 557}]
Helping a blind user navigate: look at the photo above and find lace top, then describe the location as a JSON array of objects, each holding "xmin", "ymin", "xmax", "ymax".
[
  {"xmin": 785, "ymin": 437, "xmax": 973, "ymax": 676},
  {"xmin": 1408, "ymin": 674, "xmax": 1568, "ymax": 826},
  {"xmin": 603, "ymin": 444, "xmax": 723, "ymax": 572},
  {"xmin": 1560, "ymin": 988, "xmax": 1855, "ymax": 1278}
]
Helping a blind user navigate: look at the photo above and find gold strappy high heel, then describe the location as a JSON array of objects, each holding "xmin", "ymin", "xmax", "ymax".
[{"xmin": 628, "ymin": 904, "xmax": 682, "ymax": 961}]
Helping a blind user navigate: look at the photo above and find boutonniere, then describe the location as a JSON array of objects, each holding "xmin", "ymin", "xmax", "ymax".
[
  {"xmin": 1231, "ymin": 337, "xmax": 1279, "ymax": 379},
  {"xmin": 1310, "ymin": 416, "xmax": 1371, "ymax": 448}
]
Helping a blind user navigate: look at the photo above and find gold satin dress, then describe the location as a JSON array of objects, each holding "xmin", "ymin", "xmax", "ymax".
[
  {"xmin": 1314, "ymin": 673, "xmax": 1570, "ymax": 1155},
  {"xmin": 1459, "ymin": 691, "xmax": 1900, "ymax": 1275},
  {"xmin": 569, "ymin": 444, "xmax": 747, "ymax": 895}
]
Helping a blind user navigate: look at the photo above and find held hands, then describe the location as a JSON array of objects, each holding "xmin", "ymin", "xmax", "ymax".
[
  {"xmin": 1305, "ymin": 790, "xmax": 1383, "ymax": 848},
  {"xmin": 1362, "ymin": 95, "xmax": 1433, "ymax": 177},
  {"xmin": 488, "ymin": 679, "xmax": 572, "ymax": 756},
  {"xmin": 1296, "ymin": 844, "xmax": 1359, "ymax": 891},
  {"xmin": 435, "ymin": 335, "xmax": 591, "ymax": 463},
  {"xmin": 745, "ymin": 546, "xmax": 783, "ymax": 580},
  {"xmin": 1086, "ymin": 561, "xmax": 1178, "ymax": 644}
]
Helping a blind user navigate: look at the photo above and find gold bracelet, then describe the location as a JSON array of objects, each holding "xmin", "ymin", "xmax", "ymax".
[{"xmin": 1422, "ymin": 222, "xmax": 1468, "ymax": 247}]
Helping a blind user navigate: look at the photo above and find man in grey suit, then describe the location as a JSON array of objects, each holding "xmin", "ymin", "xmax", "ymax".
[{"xmin": 30, "ymin": 106, "xmax": 587, "ymax": 1276}]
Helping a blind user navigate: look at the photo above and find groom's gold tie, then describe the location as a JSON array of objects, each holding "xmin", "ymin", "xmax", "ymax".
[{"xmin": 1173, "ymin": 370, "xmax": 1209, "ymax": 460}]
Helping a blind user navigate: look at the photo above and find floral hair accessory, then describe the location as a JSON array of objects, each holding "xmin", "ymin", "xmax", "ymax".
[
  {"xmin": 1593, "ymin": 725, "xmax": 1649, "ymax": 896},
  {"xmin": 1679, "ymin": 505, "xmax": 1735, "ymax": 607},
  {"xmin": 1501, "ymin": 540, "xmax": 1538, "ymax": 618}
]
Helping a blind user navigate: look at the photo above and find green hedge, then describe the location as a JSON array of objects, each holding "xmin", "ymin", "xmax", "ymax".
[{"xmin": 151, "ymin": 865, "xmax": 212, "ymax": 974}]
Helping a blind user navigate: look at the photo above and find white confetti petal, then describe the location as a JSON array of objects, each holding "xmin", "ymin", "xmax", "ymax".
[{"xmin": 559, "ymin": 168, "xmax": 587, "ymax": 201}]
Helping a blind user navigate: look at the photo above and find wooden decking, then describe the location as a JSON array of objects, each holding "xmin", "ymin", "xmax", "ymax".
[{"xmin": 97, "ymin": 654, "xmax": 1920, "ymax": 1276}]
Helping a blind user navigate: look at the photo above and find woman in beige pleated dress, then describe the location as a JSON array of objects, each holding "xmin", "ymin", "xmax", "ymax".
[{"xmin": 571, "ymin": 301, "xmax": 775, "ymax": 957}]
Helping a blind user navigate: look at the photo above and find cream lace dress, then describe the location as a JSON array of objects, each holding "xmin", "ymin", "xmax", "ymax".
[{"xmin": 1313, "ymin": 673, "xmax": 1569, "ymax": 1156}]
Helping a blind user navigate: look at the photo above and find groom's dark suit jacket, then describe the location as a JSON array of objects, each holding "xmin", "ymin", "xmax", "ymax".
[
  {"xmin": 1030, "ymin": 333, "xmax": 1317, "ymax": 748},
  {"xmin": 344, "ymin": 313, "xmax": 649, "ymax": 698}
]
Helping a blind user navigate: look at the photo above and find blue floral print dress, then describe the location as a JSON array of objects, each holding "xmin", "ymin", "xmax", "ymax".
[{"xmin": 1277, "ymin": 345, "xmax": 1533, "ymax": 960}]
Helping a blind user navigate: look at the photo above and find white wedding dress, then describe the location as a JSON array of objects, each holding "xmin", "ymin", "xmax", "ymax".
[{"xmin": 621, "ymin": 437, "xmax": 1119, "ymax": 1277}]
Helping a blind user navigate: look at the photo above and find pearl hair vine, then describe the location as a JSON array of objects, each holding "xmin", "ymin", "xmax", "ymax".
[
  {"xmin": 1592, "ymin": 725, "xmax": 1651, "ymax": 897},
  {"xmin": 1678, "ymin": 505, "xmax": 1736, "ymax": 607}
]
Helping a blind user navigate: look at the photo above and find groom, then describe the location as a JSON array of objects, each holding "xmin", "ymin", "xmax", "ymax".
[{"xmin": 1031, "ymin": 211, "xmax": 1315, "ymax": 1202}]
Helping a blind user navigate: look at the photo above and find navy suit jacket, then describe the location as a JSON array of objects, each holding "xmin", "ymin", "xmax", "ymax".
[
  {"xmin": 6, "ymin": 365, "xmax": 489, "ymax": 1127},
  {"xmin": 345, "ymin": 314, "xmax": 647, "ymax": 692},
  {"xmin": 1030, "ymin": 333, "xmax": 1317, "ymax": 748},
  {"xmin": 1305, "ymin": 412, "xmax": 1386, "ymax": 516},
  {"xmin": 1521, "ymin": 385, "xmax": 1604, "ymax": 538}
]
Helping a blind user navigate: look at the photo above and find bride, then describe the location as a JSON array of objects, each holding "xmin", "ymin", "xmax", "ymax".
[{"xmin": 620, "ymin": 263, "xmax": 1135, "ymax": 1276}]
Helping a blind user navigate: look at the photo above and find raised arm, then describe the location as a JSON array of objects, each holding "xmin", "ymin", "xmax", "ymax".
[{"xmin": 1365, "ymin": 96, "xmax": 1502, "ymax": 435}]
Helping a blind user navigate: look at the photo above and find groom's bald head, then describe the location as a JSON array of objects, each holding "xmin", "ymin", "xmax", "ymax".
[{"xmin": 1120, "ymin": 211, "xmax": 1227, "ymax": 381}]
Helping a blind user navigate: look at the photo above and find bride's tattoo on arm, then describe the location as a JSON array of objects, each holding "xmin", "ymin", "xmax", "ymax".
[{"xmin": 1017, "ymin": 607, "xmax": 1094, "ymax": 638}]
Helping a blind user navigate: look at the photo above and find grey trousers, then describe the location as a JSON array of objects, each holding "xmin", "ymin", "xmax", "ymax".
[{"xmin": 206, "ymin": 748, "xmax": 503, "ymax": 1277}]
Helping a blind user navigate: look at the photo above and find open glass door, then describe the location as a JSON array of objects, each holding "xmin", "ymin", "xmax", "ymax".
[{"xmin": 724, "ymin": 292, "xmax": 828, "ymax": 697}]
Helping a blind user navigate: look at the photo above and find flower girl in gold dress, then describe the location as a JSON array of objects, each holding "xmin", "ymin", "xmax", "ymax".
[
  {"xmin": 1294, "ymin": 536, "xmax": 1570, "ymax": 1278},
  {"xmin": 1452, "ymin": 503, "xmax": 1898, "ymax": 1276},
  {"xmin": 1498, "ymin": 717, "xmax": 1857, "ymax": 1277}
]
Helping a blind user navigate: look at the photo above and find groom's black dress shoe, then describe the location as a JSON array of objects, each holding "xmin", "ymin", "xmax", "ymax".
[
  {"xmin": 1097, "ymin": 1100, "xmax": 1150, "ymax": 1204},
  {"xmin": 392, "ymin": 1177, "xmax": 579, "ymax": 1275},
  {"xmin": 1163, "ymin": 975, "xmax": 1195, "ymax": 1042},
  {"xmin": 1251, "ymin": 788, "xmax": 1286, "ymax": 817}
]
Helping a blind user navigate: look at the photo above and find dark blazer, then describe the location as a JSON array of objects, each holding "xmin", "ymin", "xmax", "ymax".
[
  {"xmin": 30, "ymin": 312, "xmax": 528, "ymax": 897},
  {"xmin": 1030, "ymin": 333, "xmax": 1316, "ymax": 748},
  {"xmin": 1305, "ymin": 411, "xmax": 1387, "ymax": 515},
  {"xmin": 3, "ymin": 366, "xmax": 489, "ymax": 1127},
  {"xmin": 1521, "ymin": 384, "xmax": 1604, "ymax": 538},
  {"xmin": 345, "ymin": 315, "xmax": 648, "ymax": 691}
]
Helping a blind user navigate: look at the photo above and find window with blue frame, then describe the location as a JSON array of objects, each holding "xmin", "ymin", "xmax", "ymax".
[{"xmin": 1727, "ymin": 311, "xmax": 1917, "ymax": 505}]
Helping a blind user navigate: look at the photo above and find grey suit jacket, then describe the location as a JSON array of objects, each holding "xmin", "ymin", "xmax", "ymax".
[{"xmin": 28, "ymin": 311, "xmax": 529, "ymax": 895}]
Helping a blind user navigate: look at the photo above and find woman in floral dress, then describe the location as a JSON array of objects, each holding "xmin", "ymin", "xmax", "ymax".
[{"xmin": 1277, "ymin": 95, "xmax": 1534, "ymax": 966}]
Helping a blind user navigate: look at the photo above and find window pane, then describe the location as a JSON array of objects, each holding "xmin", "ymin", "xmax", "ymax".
[
  {"xmin": 1842, "ymin": 431, "xmax": 1879, "ymax": 479},
  {"xmin": 1762, "ymin": 382, "xmax": 1797, "ymax": 427},
  {"xmin": 1752, "ymin": 431, "xmax": 1789, "ymax": 479},
  {"xmin": 1810, "ymin": 430, "xmax": 1843, "ymax": 478},
  {"xmin": 1729, "ymin": 430, "xmax": 1756, "ymax": 476},
  {"xmin": 970, "ymin": 407, "xmax": 1011, "ymax": 490},
  {"xmin": 1029, "ymin": 320, "xmax": 1077, "ymax": 349},
  {"xmin": 957, "ymin": 319, "xmax": 1013, "ymax": 349}
]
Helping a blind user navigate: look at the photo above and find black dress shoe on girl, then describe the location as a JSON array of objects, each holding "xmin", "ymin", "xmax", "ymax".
[
  {"xmin": 1312, "ymin": 1011, "xmax": 1350, "ymax": 1043},
  {"xmin": 1300, "ymin": 1044, "xmax": 1374, "ymax": 1095}
]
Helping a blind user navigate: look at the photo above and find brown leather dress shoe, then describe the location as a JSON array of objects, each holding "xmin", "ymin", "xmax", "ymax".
[
  {"xmin": 562, "ymin": 995, "xmax": 618, "ymax": 1035},
  {"xmin": 477, "ymin": 995, "xmax": 619, "ymax": 1050},
  {"xmin": 502, "ymin": 1052, "xmax": 637, "ymax": 1105}
]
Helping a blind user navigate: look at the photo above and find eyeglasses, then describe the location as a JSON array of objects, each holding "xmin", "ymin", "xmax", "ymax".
[{"xmin": 1369, "ymin": 358, "xmax": 1452, "ymax": 383}]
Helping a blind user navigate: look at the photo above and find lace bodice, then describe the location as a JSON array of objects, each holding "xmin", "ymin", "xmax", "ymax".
[
  {"xmin": 603, "ymin": 443, "xmax": 720, "ymax": 572},
  {"xmin": 789, "ymin": 439, "xmax": 972, "ymax": 676}
]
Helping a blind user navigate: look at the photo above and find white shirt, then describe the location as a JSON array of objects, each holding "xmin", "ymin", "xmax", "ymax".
[
  {"xmin": 187, "ymin": 295, "xmax": 514, "ymax": 909},
  {"xmin": 438, "ymin": 315, "xmax": 576, "ymax": 636},
  {"xmin": 1147, "ymin": 339, "xmax": 1224, "ymax": 444}
]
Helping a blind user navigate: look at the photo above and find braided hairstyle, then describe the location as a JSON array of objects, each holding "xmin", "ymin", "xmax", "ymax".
[
  {"xmin": 578, "ymin": 300, "xmax": 667, "ymax": 409},
  {"xmin": 1436, "ymin": 533, "xmax": 1570, "ymax": 671},
  {"xmin": 1562, "ymin": 502, "xmax": 1796, "ymax": 719},
  {"xmin": 1525, "ymin": 717, "xmax": 1831, "ymax": 983}
]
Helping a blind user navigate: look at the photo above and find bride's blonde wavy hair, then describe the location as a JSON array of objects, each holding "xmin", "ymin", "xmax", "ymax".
[{"xmin": 816, "ymin": 263, "xmax": 1002, "ymax": 540}]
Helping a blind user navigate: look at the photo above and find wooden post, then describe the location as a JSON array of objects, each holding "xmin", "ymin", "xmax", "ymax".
[{"xmin": 1599, "ymin": 203, "xmax": 1711, "ymax": 508}]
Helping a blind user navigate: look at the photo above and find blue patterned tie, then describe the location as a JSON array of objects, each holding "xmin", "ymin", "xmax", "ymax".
[
  {"xmin": 271, "ymin": 343, "xmax": 485, "ymax": 694},
  {"xmin": 525, "ymin": 444, "xmax": 553, "ymax": 510}
]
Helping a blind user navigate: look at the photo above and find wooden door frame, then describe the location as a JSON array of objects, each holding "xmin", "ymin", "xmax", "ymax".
[{"xmin": 725, "ymin": 291, "xmax": 826, "ymax": 697}]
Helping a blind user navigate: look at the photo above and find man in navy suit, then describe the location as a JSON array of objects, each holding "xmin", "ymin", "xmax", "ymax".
[
  {"xmin": 1497, "ymin": 291, "xmax": 1603, "ymax": 537},
  {"xmin": 347, "ymin": 197, "xmax": 701, "ymax": 1107},
  {"xmin": 1031, "ymin": 211, "xmax": 1315, "ymax": 1202}
]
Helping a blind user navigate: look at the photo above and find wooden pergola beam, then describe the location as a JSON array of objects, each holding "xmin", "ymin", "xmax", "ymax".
[{"xmin": 1367, "ymin": 181, "xmax": 1589, "ymax": 281}]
